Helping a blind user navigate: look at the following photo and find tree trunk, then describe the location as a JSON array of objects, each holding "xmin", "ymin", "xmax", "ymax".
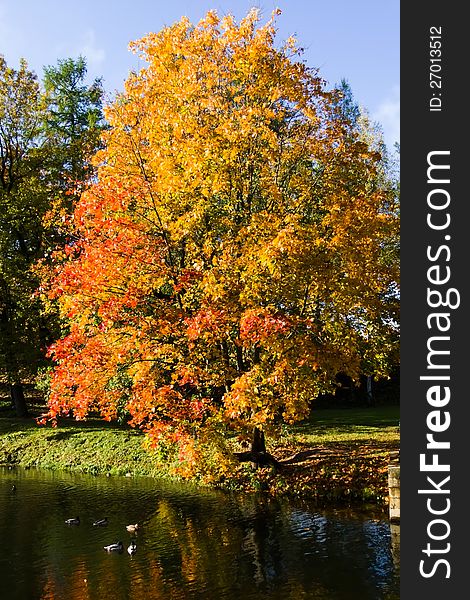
[
  {"xmin": 10, "ymin": 383, "xmax": 29, "ymax": 418},
  {"xmin": 234, "ymin": 427, "xmax": 281, "ymax": 471},
  {"xmin": 251, "ymin": 427, "xmax": 266, "ymax": 454},
  {"xmin": 366, "ymin": 376, "xmax": 374, "ymax": 406}
]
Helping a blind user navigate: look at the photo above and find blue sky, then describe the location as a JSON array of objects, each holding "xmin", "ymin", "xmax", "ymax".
[{"xmin": 0, "ymin": 0, "xmax": 399, "ymax": 149}]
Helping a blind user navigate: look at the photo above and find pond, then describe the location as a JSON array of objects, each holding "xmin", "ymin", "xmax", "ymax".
[{"xmin": 1, "ymin": 466, "xmax": 399, "ymax": 599}]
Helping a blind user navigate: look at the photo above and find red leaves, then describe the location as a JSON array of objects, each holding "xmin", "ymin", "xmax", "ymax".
[
  {"xmin": 239, "ymin": 308, "xmax": 291, "ymax": 344},
  {"xmin": 174, "ymin": 269, "xmax": 203, "ymax": 293},
  {"xmin": 185, "ymin": 307, "xmax": 229, "ymax": 341}
]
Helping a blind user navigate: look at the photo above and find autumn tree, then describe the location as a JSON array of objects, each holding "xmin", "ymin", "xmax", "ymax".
[
  {"xmin": 42, "ymin": 10, "xmax": 399, "ymax": 476},
  {"xmin": 329, "ymin": 79, "xmax": 400, "ymax": 402}
]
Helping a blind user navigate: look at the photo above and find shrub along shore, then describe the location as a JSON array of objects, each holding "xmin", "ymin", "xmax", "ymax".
[{"xmin": 0, "ymin": 403, "xmax": 399, "ymax": 506}]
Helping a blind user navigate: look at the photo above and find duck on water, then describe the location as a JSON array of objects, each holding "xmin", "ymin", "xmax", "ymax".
[
  {"xmin": 104, "ymin": 541, "xmax": 124, "ymax": 553},
  {"xmin": 127, "ymin": 540, "xmax": 137, "ymax": 556}
]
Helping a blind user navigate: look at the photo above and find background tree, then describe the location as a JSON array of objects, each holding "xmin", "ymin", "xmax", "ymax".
[
  {"xmin": 0, "ymin": 55, "xmax": 104, "ymax": 416},
  {"xmin": 42, "ymin": 56, "xmax": 105, "ymax": 217},
  {"xmin": 0, "ymin": 56, "xmax": 46, "ymax": 416},
  {"xmin": 37, "ymin": 56, "xmax": 106, "ymax": 348},
  {"xmin": 42, "ymin": 10, "xmax": 399, "ymax": 476}
]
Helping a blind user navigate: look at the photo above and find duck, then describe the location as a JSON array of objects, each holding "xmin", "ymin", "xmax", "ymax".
[
  {"xmin": 126, "ymin": 523, "xmax": 139, "ymax": 533},
  {"xmin": 127, "ymin": 539, "xmax": 137, "ymax": 556},
  {"xmin": 104, "ymin": 541, "xmax": 124, "ymax": 552},
  {"xmin": 65, "ymin": 516, "xmax": 80, "ymax": 525},
  {"xmin": 11, "ymin": 484, "xmax": 16, "ymax": 492},
  {"xmin": 93, "ymin": 518, "xmax": 108, "ymax": 527}
]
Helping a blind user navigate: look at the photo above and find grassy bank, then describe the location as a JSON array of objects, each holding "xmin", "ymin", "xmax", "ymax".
[{"xmin": 0, "ymin": 403, "xmax": 399, "ymax": 504}]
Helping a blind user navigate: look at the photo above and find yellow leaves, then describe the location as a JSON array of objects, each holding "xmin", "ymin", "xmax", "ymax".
[{"xmin": 200, "ymin": 9, "xmax": 220, "ymax": 28}]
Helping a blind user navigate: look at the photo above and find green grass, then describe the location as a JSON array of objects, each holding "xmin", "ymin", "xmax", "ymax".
[{"xmin": 0, "ymin": 411, "xmax": 162, "ymax": 477}]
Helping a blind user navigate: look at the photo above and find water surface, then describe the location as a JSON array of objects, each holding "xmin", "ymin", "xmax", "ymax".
[{"xmin": 1, "ymin": 466, "xmax": 399, "ymax": 599}]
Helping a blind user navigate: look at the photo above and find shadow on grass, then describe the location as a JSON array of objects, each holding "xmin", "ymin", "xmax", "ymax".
[
  {"xmin": 280, "ymin": 449, "xmax": 318, "ymax": 465},
  {"xmin": 295, "ymin": 405, "xmax": 400, "ymax": 432}
]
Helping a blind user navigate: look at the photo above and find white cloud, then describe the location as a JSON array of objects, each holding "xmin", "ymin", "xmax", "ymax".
[
  {"xmin": 77, "ymin": 29, "xmax": 106, "ymax": 69},
  {"xmin": 373, "ymin": 86, "xmax": 400, "ymax": 148}
]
